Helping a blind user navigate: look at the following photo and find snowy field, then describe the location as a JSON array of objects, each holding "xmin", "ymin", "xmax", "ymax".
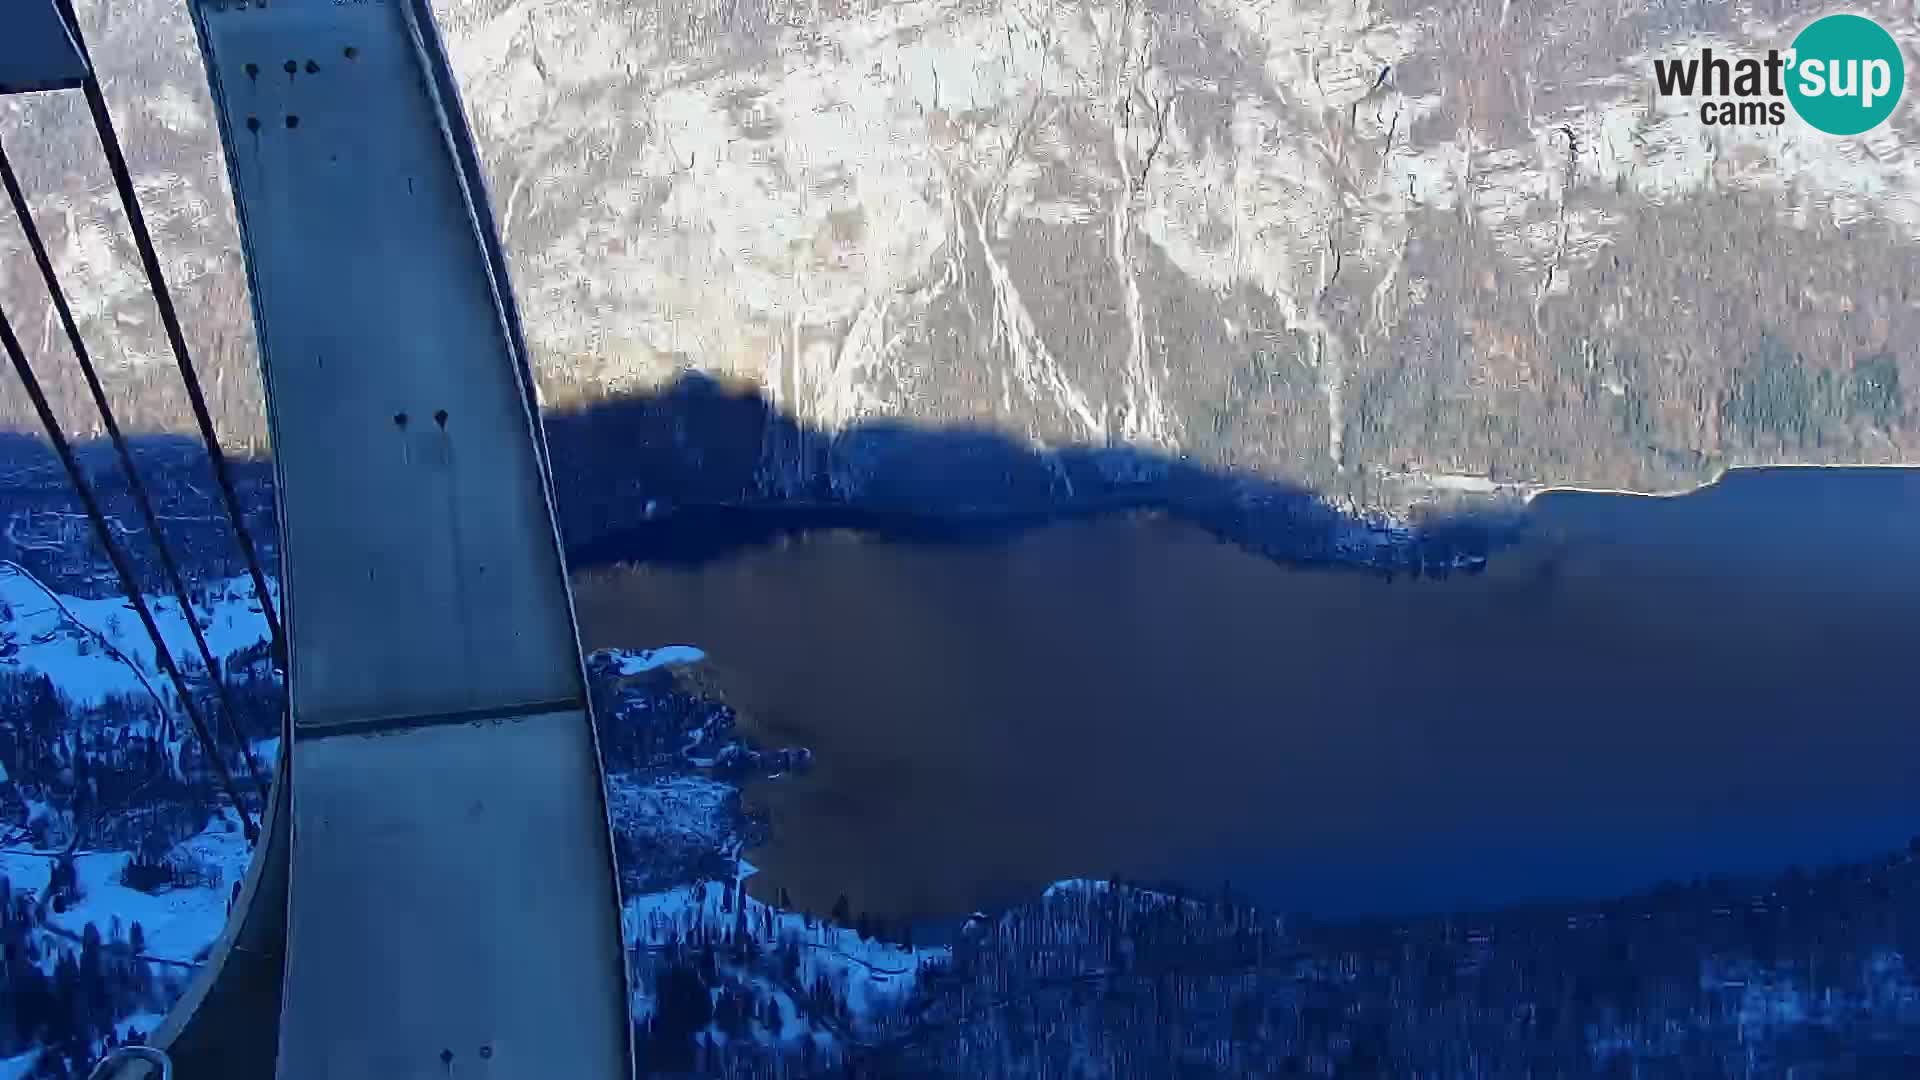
[
  {"xmin": 0, "ymin": 561, "xmax": 277, "ymax": 711},
  {"xmin": 0, "ymin": 807, "xmax": 252, "ymax": 970}
]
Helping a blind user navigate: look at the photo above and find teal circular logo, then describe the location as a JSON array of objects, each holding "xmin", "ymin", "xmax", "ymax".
[{"xmin": 1787, "ymin": 14, "xmax": 1905, "ymax": 135}]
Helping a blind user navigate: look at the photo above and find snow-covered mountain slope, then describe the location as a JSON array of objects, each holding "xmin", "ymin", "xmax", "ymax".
[
  {"xmin": 4, "ymin": 0, "xmax": 1917, "ymax": 509},
  {"xmin": 625, "ymin": 869, "xmax": 949, "ymax": 1048},
  {"xmin": 0, "ymin": 562, "xmax": 276, "ymax": 715}
]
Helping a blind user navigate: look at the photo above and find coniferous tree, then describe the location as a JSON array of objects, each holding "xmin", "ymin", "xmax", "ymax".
[{"xmin": 645, "ymin": 963, "xmax": 712, "ymax": 1074}]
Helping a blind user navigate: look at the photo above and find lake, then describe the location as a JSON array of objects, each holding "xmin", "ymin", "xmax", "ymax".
[{"xmin": 571, "ymin": 467, "xmax": 1920, "ymax": 920}]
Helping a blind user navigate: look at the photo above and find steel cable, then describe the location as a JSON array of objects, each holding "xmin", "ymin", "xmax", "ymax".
[
  {"xmin": 50, "ymin": 0, "xmax": 285, "ymax": 666},
  {"xmin": 0, "ymin": 137, "xmax": 271, "ymax": 809},
  {"xmin": 0, "ymin": 302, "xmax": 258, "ymax": 843}
]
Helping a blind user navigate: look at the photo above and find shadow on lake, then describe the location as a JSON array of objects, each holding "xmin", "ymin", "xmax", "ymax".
[
  {"xmin": 556, "ymin": 382, "xmax": 1920, "ymax": 922},
  {"xmin": 545, "ymin": 371, "xmax": 1512, "ymax": 576}
]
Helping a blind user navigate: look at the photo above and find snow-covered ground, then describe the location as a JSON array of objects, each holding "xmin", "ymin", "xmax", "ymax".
[
  {"xmin": 626, "ymin": 863, "xmax": 950, "ymax": 1048},
  {"xmin": 0, "ymin": 798, "xmax": 259, "ymax": 1068},
  {"xmin": 0, "ymin": 561, "xmax": 277, "ymax": 711},
  {"xmin": 0, "ymin": 807, "xmax": 252, "ymax": 970},
  {"xmin": 0, "ymin": 562, "xmax": 275, "ymax": 1058},
  {"xmin": 608, "ymin": 774, "xmax": 738, "ymax": 857},
  {"xmin": 595, "ymin": 645, "xmax": 707, "ymax": 676}
]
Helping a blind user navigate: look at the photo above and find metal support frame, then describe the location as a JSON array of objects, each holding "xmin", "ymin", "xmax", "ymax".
[{"xmin": 28, "ymin": 0, "xmax": 638, "ymax": 1074}]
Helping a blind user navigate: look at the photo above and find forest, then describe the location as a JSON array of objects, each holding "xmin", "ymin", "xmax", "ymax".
[{"xmin": 0, "ymin": 653, "xmax": 279, "ymax": 1077}]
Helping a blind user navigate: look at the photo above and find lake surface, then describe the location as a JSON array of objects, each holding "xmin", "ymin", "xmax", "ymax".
[{"xmin": 572, "ymin": 468, "xmax": 1920, "ymax": 920}]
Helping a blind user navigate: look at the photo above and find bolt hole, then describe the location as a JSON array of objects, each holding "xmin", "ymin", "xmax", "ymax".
[
  {"xmin": 245, "ymin": 116, "xmax": 260, "ymax": 133},
  {"xmin": 478, "ymin": 1046, "xmax": 493, "ymax": 1060},
  {"xmin": 433, "ymin": 409, "xmax": 449, "ymax": 429},
  {"xmin": 285, "ymin": 115, "xmax": 300, "ymax": 129},
  {"xmin": 284, "ymin": 60, "xmax": 297, "ymax": 74},
  {"xmin": 344, "ymin": 46, "xmax": 359, "ymax": 60},
  {"xmin": 393, "ymin": 412, "xmax": 409, "ymax": 428},
  {"xmin": 245, "ymin": 63, "xmax": 259, "ymax": 79},
  {"xmin": 305, "ymin": 60, "xmax": 320, "ymax": 74}
]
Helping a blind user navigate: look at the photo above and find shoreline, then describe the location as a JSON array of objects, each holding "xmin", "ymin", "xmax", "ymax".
[
  {"xmin": 1525, "ymin": 460, "xmax": 1920, "ymax": 502},
  {"xmin": 567, "ymin": 466, "xmax": 1920, "ymax": 577}
]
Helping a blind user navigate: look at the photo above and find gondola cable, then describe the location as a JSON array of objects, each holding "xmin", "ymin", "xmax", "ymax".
[
  {"xmin": 0, "ymin": 137, "xmax": 271, "ymax": 809},
  {"xmin": 0, "ymin": 302, "xmax": 258, "ymax": 843},
  {"xmin": 48, "ymin": 0, "xmax": 286, "ymax": 669}
]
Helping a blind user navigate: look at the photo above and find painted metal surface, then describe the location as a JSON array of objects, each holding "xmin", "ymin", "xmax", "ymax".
[
  {"xmin": 278, "ymin": 717, "xmax": 628, "ymax": 1077},
  {"xmin": 182, "ymin": 0, "xmax": 632, "ymax": 1074},
  {"xmin": 196, "ymin": 0, "xmax": 581, "ymax": 730},
  {"xmin": 0, "ymin": 0, "xmax": 89, "ymax": 95}
]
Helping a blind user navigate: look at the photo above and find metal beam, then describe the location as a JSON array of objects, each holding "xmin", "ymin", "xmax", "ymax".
[{"xmin": 174, "ymin": 0, "xmax": 633, "ymax": 1074}]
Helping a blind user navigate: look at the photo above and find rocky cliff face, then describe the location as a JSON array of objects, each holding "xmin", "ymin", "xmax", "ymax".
[{"xmin": 2, "ymin": 0, "xmax": 1917, "ymax": 510}]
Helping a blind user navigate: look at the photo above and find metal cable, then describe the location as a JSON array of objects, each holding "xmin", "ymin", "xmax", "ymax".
[
  {"xmin": 86, "ymin": 1044, "xmax": 172, "ymax": 1080},
  {"xmin": 50, "ymin": 0, "xmax": 286, "ymax": 666},
  {"xmin": 0, "ymin": 302, "xmax": 258, "ymax": 844},
  {"xmin": 0, "ymin": 137, "xmax": 271, "ymax": 809}
]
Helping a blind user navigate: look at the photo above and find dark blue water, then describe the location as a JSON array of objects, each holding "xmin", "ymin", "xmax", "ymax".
[{"xmin": 573, "ymin": 467, "xmax": 1920, "ymax": 919}]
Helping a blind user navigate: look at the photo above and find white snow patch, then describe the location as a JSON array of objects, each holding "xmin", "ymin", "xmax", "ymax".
[
  {"xmin": 625, "ymin": 877, "xmax": 949, "ymax": 1037},
  {"xmin": 0, "ymin": 562, "xmax": 276, "ymax": 713},
  {"xmin": 597, "ymin": 645, "xmax": 707, "ymax": 676},
  {"xmin": 0, "ymin": 807, "xmax": 250, "ymax": 966}
]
